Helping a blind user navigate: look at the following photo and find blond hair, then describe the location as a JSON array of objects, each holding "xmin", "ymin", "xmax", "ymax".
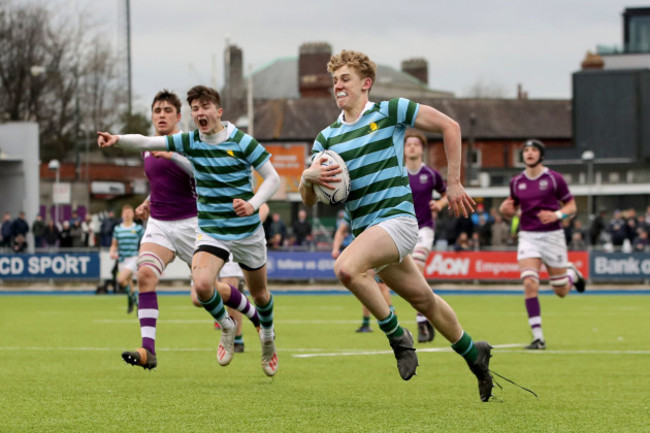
[{"xmin": 327, "ymin": 50, "xmax": 376, "ymax": 87}]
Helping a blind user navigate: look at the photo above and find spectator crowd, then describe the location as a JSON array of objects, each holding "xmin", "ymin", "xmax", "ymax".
[
  {"xmin": 0, "ymin": 209, "xmax": 123, "ymax": 253},
  {"xmin": 1, "ymin": 204, "xmax": 649, "ymax": 254}
]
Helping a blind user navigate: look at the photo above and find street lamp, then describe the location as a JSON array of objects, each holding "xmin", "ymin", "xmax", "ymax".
[
  {"xmin": 581, "ymin": 150, "xmax": 595, "ymax": 220},
  {"xmin": 48, "ymin": 159, "xmax": 60, "ymax": 225}
]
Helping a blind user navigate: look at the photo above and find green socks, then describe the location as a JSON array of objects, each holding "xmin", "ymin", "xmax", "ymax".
[
  {"xmin": 378, "ymin": 311, "xmax": 405, "ymax": 338},
  {"xmin": 452, "ymin": 331, "xmax": 478, "ymax": 363}
]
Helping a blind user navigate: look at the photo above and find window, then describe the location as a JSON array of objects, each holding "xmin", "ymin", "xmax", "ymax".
[{"xmin": 469, "ymin": 149, "xmax": 482, "ymax": 168}]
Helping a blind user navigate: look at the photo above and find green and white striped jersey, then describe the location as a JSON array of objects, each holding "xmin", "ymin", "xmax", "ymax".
[
  {"xmin": 312, "ymin": 98, "xmax": 419, "ymax": 237},
  {"xmin": 113, "ymin": 223, "xmax": 144, "ymax": 261},
  {"xmin": 166, "ymin": 122, "xmax": 271, "ymax": 241}
]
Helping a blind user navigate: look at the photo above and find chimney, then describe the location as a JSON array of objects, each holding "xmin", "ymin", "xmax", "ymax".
[
  {"xmin": 581, "ymin": 51, "xmax": 604, "ymax": 70},
  {"xmin": 517, "ymin": 83, "xmax": 528, "ymax": 100},
  {"xmin": 299, "ymin": 42, "xmax": 332, "ymax": 98},
  {"xmin": 401, "ymin": 58, "xmax": 428, "ymax": 85},
  {"xmin": 224, "ymin": 44, "xmax": 245, "ymax": 112}
]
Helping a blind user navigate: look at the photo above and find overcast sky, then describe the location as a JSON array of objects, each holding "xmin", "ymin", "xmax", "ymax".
[{"xmin": 37, "ymin": 0, "xmax": 650, "ymax": 112}]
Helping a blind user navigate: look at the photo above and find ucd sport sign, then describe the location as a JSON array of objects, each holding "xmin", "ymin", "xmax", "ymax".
[{"xmin": 0, "ymin": 253, "xmax": 100, "ymax": 279}]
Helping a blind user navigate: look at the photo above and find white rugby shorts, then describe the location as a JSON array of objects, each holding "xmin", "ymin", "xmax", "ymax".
[
  {"xmin": 220, "ymin": 253, "xmax": 244, "ymax": 279},
  {"xmin": 517, "ymin": 229, "xmax": 568, "ymax": 268},
  {"xmin": 195, "ymin": 225, "xmax": 267, "ymax": 270},
  {"xmin": 141, "ymin": 216, "xmax": 197, "ymax": 265},
  {"xmin": 377, "ymin": 216, "xmax": 419, "ymax": 263},
  {"xmin": 118, "ymin": 256, "xmax": 138, "ymax": 275}
]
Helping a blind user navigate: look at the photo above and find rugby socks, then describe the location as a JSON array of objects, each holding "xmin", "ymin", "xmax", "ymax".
[
  {"xmin": 224, "ymin": 284, "xmax": 260, "ymax": 327},
  {"xmin": 138, "ymin": 291, "xmax": 159, "ymax": 354},
  {"xmin": 200, "ymin": 288, "xmax": 234, "ymax": 330},
  {"xmin": 378, "ymin": 310, "xmax": 405, "ymax": 338},
  {"xmin": 234, "ymin": 335, "xmax": 244, "ymax": 345},
  {"xmin": 360, "ymin": 315, "xmax": 371, "ymax": 328},
  {"xmin": 452, "ymin": 331, "xmax": 479, "ymax": 363},
  {"xmin": 525, "ymin": 297, "xmax": 544, "ymax": 341},
  {"xmin": 255, "ymin": 294, "xmax": 275, "ymax": 341}
]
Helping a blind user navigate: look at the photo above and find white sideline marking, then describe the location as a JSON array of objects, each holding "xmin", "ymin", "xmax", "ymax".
[
  {"xmin": 292, "ymin": 344, "xmax": 650, "ymax": 358},
  {"xmin": 293, "ymin": 343, "xmax": 523, "ymax": 358}
]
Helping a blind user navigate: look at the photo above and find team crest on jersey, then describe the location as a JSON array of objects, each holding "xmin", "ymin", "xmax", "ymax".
[
  {"xmin": 518, "ymin": 183, "xmax": 527, "ymax": 190},
  {"xmin": 368, "ymin": 122, "xmax": 378, "ymax": 133},
  {"xmin": 226, "ymin": 150, "xmax": 235, "ymax": 157},
  {"xmin": 419, "ymin": 174, "xmax": 429, "ymax": 184},
  {"xmin": 539, "ymin": 179, "xmax": 549, "ymax": 190}
]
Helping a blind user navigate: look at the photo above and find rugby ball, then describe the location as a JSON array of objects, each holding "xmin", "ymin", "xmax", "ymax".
[{"xmin": 313, "ymin": 150, "xmax": 350, "ymax": 206}]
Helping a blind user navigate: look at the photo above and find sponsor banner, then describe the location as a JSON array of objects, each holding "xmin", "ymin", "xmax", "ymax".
[
  {"xmin": 590, "ymin": 252, "xmax": 650, "ymax": 280},
  {"xmin": 254, "ymin": 144, "xmax": 306, "ymax": 197},
  {"xmin": 0, "ymin": 253, "xmax": 100, "ymax": 279},
  {"xmin": 423, "ymin": 251, "xmax": 589, "ymax": 280},
  {"xmin": 267, "ymin": 251, "xmax": 336, "ymax": 280}
]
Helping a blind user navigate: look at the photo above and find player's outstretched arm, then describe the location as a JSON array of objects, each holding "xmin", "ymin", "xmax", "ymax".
[
  {"xmin": 97, "ymin": 132, "xmax": 119, "ymax": 148},
  {"xmin": 414, "ymin": 105, "xmax": 475, "ymax": 217},
  {"xmin": 96, "ymin": 132, "xmax": 167, "ymax": 151}
]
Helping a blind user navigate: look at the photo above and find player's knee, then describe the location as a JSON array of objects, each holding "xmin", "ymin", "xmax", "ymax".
[
  {"xmin": 193, "ymin": 279, "xmax": 213, "ymax": 299},
  {"xmin": 137, "ymin": 266, "xmax": 159, "ymax": 289},
  {"xmin": 521, "ymin": 268, "xmax": 539, "ymax": 285},
  {"xmin": 333, "ymin": 259, "xmax": 352, "ymax": 286},
  {"xmin": 117, "ymin": 274, "xmax": 130, "ymax": 286},
  {"xmin": 550, "ymin": 274, "xmax": 570, "ymax": 297},
  {"xmin": 249, "ymin": 291, "xmax": 269, "ymax": 306},
  {"xmin": 335, "ymin": 269, "xmax": 353, "ymax": 287},
  {"xmin": 137, "ymin": 252, "xmax": 164, "ymax": 286},
  {"xmin": 521, "ymin": 269, "xmax": 539, "ymax": 293}
]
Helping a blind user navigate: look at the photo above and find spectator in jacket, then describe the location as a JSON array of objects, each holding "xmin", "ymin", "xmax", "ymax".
[{"xmin": 32, "ymin": 214, "xmax": 46, "ymax": 249}]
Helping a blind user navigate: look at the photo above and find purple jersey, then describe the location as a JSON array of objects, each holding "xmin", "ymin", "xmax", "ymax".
[
  {"xmin": 143, "ymin": 151, "xmax": 197, "ymax": 221},
  {"xmin": 510, "ymin": 168, "xmax": 573, "ymax": 232},
  {"xmin": 408, "ymin": 164, "xmax": 447, "ymax": 229}
]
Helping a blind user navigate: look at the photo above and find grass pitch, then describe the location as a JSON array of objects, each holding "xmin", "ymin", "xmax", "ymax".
[{"xmin": 1, "ymin": 292, "xmax": 649, "ymax": 432}]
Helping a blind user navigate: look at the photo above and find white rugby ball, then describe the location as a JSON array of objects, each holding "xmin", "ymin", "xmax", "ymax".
[{"xmin": 313, "ymin": 150, "xmax": 350, "ymax": 206}]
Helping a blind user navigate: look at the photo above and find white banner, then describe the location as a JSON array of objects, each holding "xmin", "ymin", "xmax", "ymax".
[{"xmin": 53, "ymin": 182, "xmax": 71, "ymax": 204}]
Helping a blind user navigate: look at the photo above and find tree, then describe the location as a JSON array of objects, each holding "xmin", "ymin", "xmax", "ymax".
[
  {"xmin": 120, "ymin": 111, "xmax": 150, "ymax": 136},
  {"xmin": 0, "ymin": 2, "xmax": 51, "ymax": 121},
  {"xmin": 0, "ymin": 0, "xmax": 129, "ymax": 162}
]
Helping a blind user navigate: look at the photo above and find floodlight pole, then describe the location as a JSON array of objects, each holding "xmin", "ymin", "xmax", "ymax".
[
  {"xmin": 126, "ymin": 0, "xmax": 132, "ymax": 116},
  {"xmin": 581, "ymin": 150, "xmax": 595, "ymax": 220}
]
